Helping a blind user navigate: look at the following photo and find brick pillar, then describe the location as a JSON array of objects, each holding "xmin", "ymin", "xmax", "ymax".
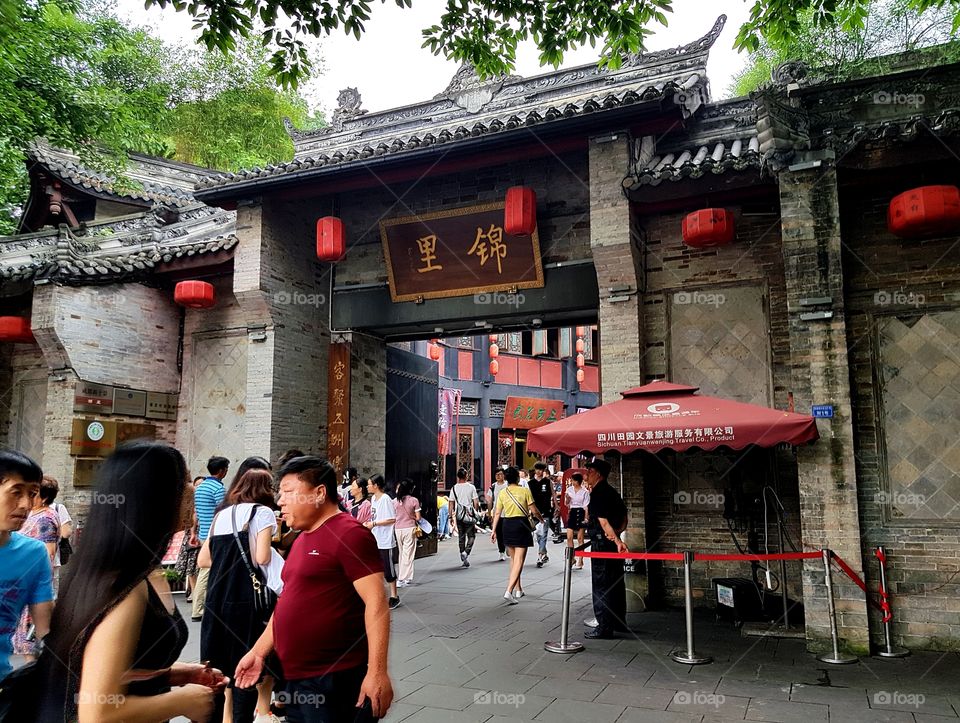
[
  {"xmin": 234, "ymin": 200, "xmax": 329, "ymax": 461},
  {"xmin": 347, "ymin": 333, "xmax": 386, "ymax": 478},
  {"xmin": 779, "ymin": 161, "xmax": 869, "ymax": 653},
  {"xmin": 589, "ymin": 133, "xmax": 648, "ymax": 610}
]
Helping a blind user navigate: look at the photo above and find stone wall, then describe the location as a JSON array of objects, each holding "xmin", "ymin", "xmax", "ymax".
[
  {"xmin": 841, "ymin": 179, "xmax": 960, "ymax": 651},
  {"xmin": 348, "ymin": 333, "xmax": 387, "ymax": 477}
]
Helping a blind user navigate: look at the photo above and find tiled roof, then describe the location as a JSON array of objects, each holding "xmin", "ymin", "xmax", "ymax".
[
  {"xmin": 0, "ymin": 204, "xmax": 236, "ymax": 282},
  {"xmin": 635, "ymin": 136, "xmax": 761, "ymax": 185},
  {"xmin": 27, "ymin": 140, "xmax": 219, "ymax": 208},
  {"xmin": 195, "ymin": 16, "xmax": 729, "ymax": 197}
]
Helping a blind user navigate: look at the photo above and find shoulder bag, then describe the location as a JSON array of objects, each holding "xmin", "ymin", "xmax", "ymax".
[
  {"xmin": 502, "ymin": 486, "xmax": 536, "ymax": 532},
  {"xmin": 231, "ymin": 504, "xmax": 278, "ymax": 622}
]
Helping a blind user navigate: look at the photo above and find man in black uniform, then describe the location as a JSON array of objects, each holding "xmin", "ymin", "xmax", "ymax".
[
  {"xmin": 530, "ymin": 462, "xmax": 554, "ymax": 567},
  {"xmin": 583, "ymin": 458, "xmax": 629, "ymax": 639}
]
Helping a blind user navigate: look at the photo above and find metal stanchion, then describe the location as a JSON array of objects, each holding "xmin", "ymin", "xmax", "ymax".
[
  {"xmin": 670, "ymin": 551, "xmax": 712, "ymax": 665},
  {"xmin": 875, "ymin": 546, "xmax": 909, "ymax": 658},
  {"xmin": 545, "ymin": 544, "xmax": 584, "ymax": 654},
  {"xmin": 817, "ymin": 549, "xmax": 858, "ymax": 665}
]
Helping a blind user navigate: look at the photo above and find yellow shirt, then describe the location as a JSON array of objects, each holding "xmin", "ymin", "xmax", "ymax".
[{"xmin": 495, "ymin": 484, "xmax": 533, "ymax": 517}]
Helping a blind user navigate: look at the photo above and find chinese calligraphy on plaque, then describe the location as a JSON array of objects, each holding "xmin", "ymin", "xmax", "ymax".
[{"xmin": 327, "ymin": 343, "xmax": 351, "ymax": 476}]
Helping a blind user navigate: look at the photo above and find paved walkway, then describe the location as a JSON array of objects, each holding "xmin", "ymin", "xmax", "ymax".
[{"xmin": 175, "ymin": 537, "xmax": 959, "ymax": 722}]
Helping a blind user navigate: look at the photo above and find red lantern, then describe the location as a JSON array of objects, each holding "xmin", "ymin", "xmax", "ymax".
[
  {"xmin": 576, "ymin": 353, "xmax": 585, "ymax": 368},
  {"xmin": 575, "ymin": 338, "xmax": 585, "ymax": 353},
  {"xmin": 174, "ymin": 280, "xmax": 215, "ymax": 309},
  {"xmin": 488, "ymin": 333, "xmax": 498, "ymax": 343},
  {"xmin": 489, "ymin": 343, "xmax": 499, "ymax": 358},
  {"xmin": 504, "ymin": 186, "xmax": 537, "ymax": 236},
  {"xmin": 0, "ymin": 316, "xmax": 34, "ymax": 343},
  {"xmin": 576, "ymin": 368, "xmax": 585, "ymax": 384},
  {"xmin": 316, "ymin": 216, "xmax": 346, "ymax": 262},
  {"xmin": 428, "ymin": 341, "xmax": 441, "ymax": 361},
  {"xmin": 887, "ymin": 185, "xmax": 960, "ymax": 238},
  {"xmin": 575, "ymin": 326, "xmax": 585, "ymax": 337},
  {"xmin": 682, "ymin": 208, "xmax": 735, "ymax": 248},
  {"xmin": 489, "ymin": 359, "xmax": 499, "ymax": 376}
]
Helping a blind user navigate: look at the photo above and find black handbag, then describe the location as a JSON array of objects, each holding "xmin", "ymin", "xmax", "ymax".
[
  {"xmin": 58, "ymin": 537, "xmax": 73, "ymax": 565},
  {"xmin": 230, "ymin": 505, "xmax": 278, "ymax": 622}
]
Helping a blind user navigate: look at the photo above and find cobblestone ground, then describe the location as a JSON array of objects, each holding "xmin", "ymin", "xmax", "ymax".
[{"xmin": 174, "ymin": 538, "xmax": 959, "ymax": 722}]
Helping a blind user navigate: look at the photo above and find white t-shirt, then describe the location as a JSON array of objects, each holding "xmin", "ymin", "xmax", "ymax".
[
  {"xmin": 210, "ymin": 503, "xmax": 285, "ymax": 594},
  {"xmin": 370, "ymin": 494, "xmax": 397, "ymax": 549},
  {"xmin": 51, "ymin": 503, "xmax": 70, "ymax": 567},
  {"xmin": 452, "ymin": 482, "xmax": 479, "ymax": 520}
]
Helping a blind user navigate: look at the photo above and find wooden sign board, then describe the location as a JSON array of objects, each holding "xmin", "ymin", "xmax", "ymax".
[
  {"xmin": 380, "ymin": 202, "xmax": 544, "ymax": 302},
  {"xmin": 327, "ymin": 342, "xmax": 351, "ymax": 477},
  {"xmin": 70, "ymin": 418, "xmax": 117, "ymax": 457},
  {"xmin": 504, "ymin": 396, "xmax": 564, "ymax": 430}
]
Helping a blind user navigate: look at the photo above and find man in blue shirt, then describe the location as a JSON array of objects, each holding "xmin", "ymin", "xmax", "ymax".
[
  {"xmin": 0, "ymin": 449, "xmax": 51, "ymax": 680},
  {"xmin": 191, "ymin": 455, "xmax": 229, "ymax": 621}
]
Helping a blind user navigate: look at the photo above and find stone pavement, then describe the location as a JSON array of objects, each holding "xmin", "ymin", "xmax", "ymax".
[{"xmin": 174, "ymin": 538, "xmax": 960, "ymax": 722}]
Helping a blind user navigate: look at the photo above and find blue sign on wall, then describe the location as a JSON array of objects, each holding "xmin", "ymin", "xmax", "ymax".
[{"xmin": 812, "ymin": 405, "xmax": 834, "ymax": 418}]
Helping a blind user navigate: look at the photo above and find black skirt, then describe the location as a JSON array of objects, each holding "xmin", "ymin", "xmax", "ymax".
[
  {"xmin": 501, "ymin": 516, "xmax": 533, "ymax": 548},
  {"xmin": 566, "ymin": 507, "xmax": 587, "ymax": 531}
]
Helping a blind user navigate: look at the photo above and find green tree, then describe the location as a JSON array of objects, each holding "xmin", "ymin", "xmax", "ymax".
[
  {"xmin": 146, "ymin": 0, "xmax": 960, "ymax": 87},
  {"xmin": 730, "ymin": 0, "xmax": 960, "ymax": 95}
]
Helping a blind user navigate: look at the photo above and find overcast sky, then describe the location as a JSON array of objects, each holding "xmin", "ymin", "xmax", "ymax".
[{"xmin": 115, "ymin": 0, "xmax": 753, "ymax": 116}]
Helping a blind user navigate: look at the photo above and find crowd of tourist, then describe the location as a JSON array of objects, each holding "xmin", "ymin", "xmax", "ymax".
[{"xmin": 0, "ymin": 442, "xmax": 629, "ymax": 722}]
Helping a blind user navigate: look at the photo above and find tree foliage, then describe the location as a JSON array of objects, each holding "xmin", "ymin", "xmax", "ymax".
[
  {"xmin": 0, "ymin": 0, "xmax": 322, "ymax": 234},
  {"xmin": 144, "ymin": 0, "xmax": 960, "ymax": 87},
  {"xmin": 730, "ymin": 0, "xmax": 960, "ymax": 95}
]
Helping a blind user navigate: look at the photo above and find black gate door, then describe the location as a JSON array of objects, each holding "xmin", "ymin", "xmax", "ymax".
[{"xmin": 386, "ymin": 346, "xmax": 438, "ymax": 558}]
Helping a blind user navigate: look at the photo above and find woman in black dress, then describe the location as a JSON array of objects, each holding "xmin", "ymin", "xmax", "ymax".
[
  {"xmin": 490, "ymin": 466, "xmax": 544, "ymax": 604},
  {"xmin": 34, "ymin": 441, "xmax": 228, "ymax": 722}
]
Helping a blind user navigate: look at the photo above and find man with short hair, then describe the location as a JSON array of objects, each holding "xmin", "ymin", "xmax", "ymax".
[
  {"xmin": 530, "ymin": 462, "xmax": 554, "ymax": 567},
  {"xmin": 191, "ymin": 455, "xmax": 229, "ymax": 621},
  {"xmin": 583, "ymin": 458, "xmax": 629, "ymax": 639},
  {"xmin": 450, "ymin": 469, "xmax": 479, "ymax": 568},
  {"xmin": 0, "ymin": 449, "xmax": 51, "ymax": 681},
  {"xmin": 236, "ymin": 456, "xmax": 393, "ymax": 722}
]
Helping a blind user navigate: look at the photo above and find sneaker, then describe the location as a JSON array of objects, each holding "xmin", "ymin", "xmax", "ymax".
[
  {"xmin": 503, "ymin": 592, "xmax": 519, "ymax": 605},
  {"xmin": 396, "ymin": 580, "xmax": 408, "ymax": 588},
  {"xmin": 462, "ymin": 558, "xmax": 470, "ymax": 568},
  {"xmin": 543, "ymin": 554, "xmax": 549, "ymax": 563},
  {"xmin": 389, "ymin": 597, "xmax": 401, "ymax": 609},
  {"xmin": 460, "ymin": 550, "xmax": 467, "ymax": 562},
  {"xmin": 254, "ymin": 714, "xmax": 282, "ymax": 723},
  {"xmin": 499, "ymin": 552, "xmax": 507, "ymax": 561},
  {"xmin": 513, "ymin": 589, "xmax": 525, "ymax": 599}
]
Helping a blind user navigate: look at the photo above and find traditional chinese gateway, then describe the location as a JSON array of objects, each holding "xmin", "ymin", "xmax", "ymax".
[{"xmin": 1, "ymin": 16, "xmax": 959, "ymax": 654}]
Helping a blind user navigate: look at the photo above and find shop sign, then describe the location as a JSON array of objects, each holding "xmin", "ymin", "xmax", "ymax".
[
  {"xmin": 812, "ymin": 405, "xmax": 834, "ymax": 418},
  {"xmin": 380, "ymin": 202, "xmax": 544, "ymax": 302},
  {"xmin": 504, "ymin": 396, "xmax": 563, "ymax": 430}
]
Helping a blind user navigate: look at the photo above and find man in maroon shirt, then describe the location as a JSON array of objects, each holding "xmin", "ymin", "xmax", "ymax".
[{"xmin": 235, "ymin": 456, "xmax": 393, "ymax": 722}]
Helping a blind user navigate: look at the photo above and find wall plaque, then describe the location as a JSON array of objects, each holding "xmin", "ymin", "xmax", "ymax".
[
  {"xmin": 504, "ymin": 396, "xmax": 563, "ymax": 430},
  {"xmin": 380, "ymin": 202, "xmax": 544, "ymax": 302},
  {"xmin": 327, "ymin": 342, "xmax": 351, "ymax": 477},
  {"xmin": 70, "ymin": 418, "xmax": 117, "ymax": 457},
  {"xmin": 74, "ymin": 381, "xmax": 114, "ymax": 414},
  {"xmin": 146, "ymin": 392, "xmax": 178, "ymax": 420},
  {"xmin": 113, "ymin": 388, "xmax": 148, "ymax": 417}
]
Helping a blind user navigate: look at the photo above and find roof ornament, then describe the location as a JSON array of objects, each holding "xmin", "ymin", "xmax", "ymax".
[
  {"xmin": 436, "ymin": 63, "xmax": 510, "ymax": 113},
  {"xmin": 328, "ymin": 87, "xmax": 368, "ymax": 132},
  {"xmin": 623, "ymin": 15, "xmax": 726, "ymax": 67},
  {"xmin": 771, "ymin": 60, "xmax": 811, "ymax": 88}
]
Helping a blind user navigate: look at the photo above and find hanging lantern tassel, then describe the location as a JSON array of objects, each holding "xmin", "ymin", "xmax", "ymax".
[
  {"xmin": 489, "ymin": 343, "xmax": 499, "ymax": 358},
  {"xmin": 489, "ymin": 358, "xmax": 499, "ymax": 376},
  {"xmin": 576, "ymin": 368, "xmax": 585, "ymax": 384}
]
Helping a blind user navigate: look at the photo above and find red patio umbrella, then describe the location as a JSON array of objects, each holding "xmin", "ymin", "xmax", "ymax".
[{"xmin": 527, "ymin": 381, "xmax": 819, "ymax": 456}]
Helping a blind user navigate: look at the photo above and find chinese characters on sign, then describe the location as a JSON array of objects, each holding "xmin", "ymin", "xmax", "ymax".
[
  {"xmin": 380, "ymin": 202, "xmax": 544, "ymax": 302},
  {"xmin": 595, "ymin": 426, "xmax": 736, "ymax": 448},
  {"xmin": 327, "ymin": 343, "xmax": 351, "ymax": 477},
  {"xmin": 504, "ymin": 396, "xmax": 564, "ymax": 430}
]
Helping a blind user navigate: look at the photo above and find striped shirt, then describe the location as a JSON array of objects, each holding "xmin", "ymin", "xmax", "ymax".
[{"xmin": 195, "ymin": 477, "xmax": 225, "ymax": 541}]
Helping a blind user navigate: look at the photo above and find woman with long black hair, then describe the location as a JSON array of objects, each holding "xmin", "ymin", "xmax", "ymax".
[
  {"xmin": 34, "ymin": 441, "xmax": 228, "ymax": 722},
  {"xmin": 393, "ymin": 478, "xmax": 421, "ymax": 586}
]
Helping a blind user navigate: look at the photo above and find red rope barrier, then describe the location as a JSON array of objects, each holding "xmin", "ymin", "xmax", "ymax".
[
  {"xmin": 831, "ymin": 551, "xmax": 885, "ymax": 614},
  {"xmin": 574, "ymin": 551, "xmax": 685, "ymax": 561},
  {"xmin": 875, "ymin": 549, "xmax": 893, "ymax": 623}
]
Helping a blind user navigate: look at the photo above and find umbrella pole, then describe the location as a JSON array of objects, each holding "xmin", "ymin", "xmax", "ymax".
[{"xmin": 619, "ymin": 454, "xmax": 623, "ymax": 497}]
